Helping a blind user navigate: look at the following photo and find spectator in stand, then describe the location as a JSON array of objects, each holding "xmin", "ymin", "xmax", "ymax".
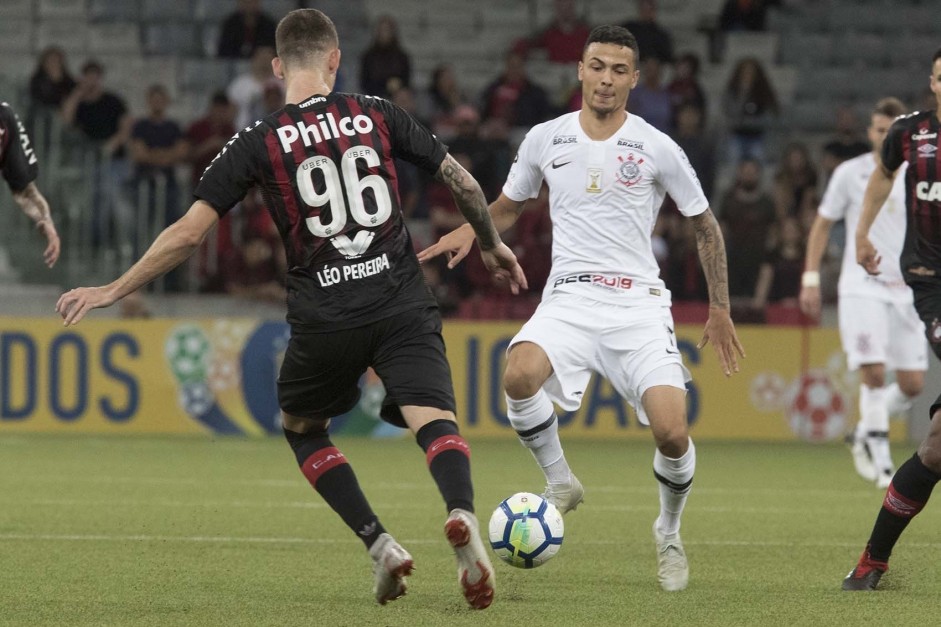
[
  {"xmin": 622, "ymin": 0, "xmax": 674, "ymax": 63},
  {"xmin": 418, "ymin": 64, "xmax": 469, "ymax": 140},
  {"xmin": 718, "ymin": 158, "xmax": 776, "ymax": 299},
  {"xmin": 228, "ymin": 46, "xmax": 276, "ymax": 129},
  {"xmin": 390, "ymin": 86, "xmax": 427, "ymax": 218},
  {"xmin": 752, "ymin": 215, "xmax": 804, "ymax": 309},
  {"xmin": 129, "ymin": 84, "xmax": 187, "ymax": 259},
  {"xmin": 261, "ymin": 79, "xmax": 285, "ymax": 115},
  {"xmin": 218, "ymin": 187, "xmax": 286, "ymax": 303},
  {"xmin": 722, "ymin": 57, "xmax": 778, "ymax": 163},
  {"xmin": 481, "ymin": 51, "xmax": 551, "ymax": 131},
  {"xmin": 62, "ymin": 60, "xmax": 131, "ymax": 156},
  {"xmin": 719, "ymin": 0, "xmax": 778, "ymax": 32},
  {"xmin": 186, "ymin": 91, "xmax": 237, "ymax": 192},
  {"xmin": 821, "ymin": 105, "xmax": 870, "ymax": 179},
  {"xmin": 61, "ymin": 60, "xmax": 132, "ymax": 245},
  {"xmin": 186, "ymin": 91, "xmax": 238, "ymax": 290},
  {"xmin": 449, "ymin": 104, "xmax": 513, "ymax": 200},
  {"xmin": 629, "ymin": 57, "xmax": 673, "ymax": 133},
  {"xmin": 773, "ymin": 142, "xmax": 818, "ymax": 220},
  {"xmin": 29, "ymin": 47, "xmax": 76, "ymax": 111},
  {"xmin": 673, "ymin": 102, "xmax": 717, "ymax": 201},
  {"xmin": 667, "ymin": 52, "xmax": 707, "ymax": 119},
  {"xmin": 360, "ymin": 15, "xmax": 412, "ymax": 98},
  {"xmin": 217, "ymin": 0, "xmax": 278, "ymax": 59},
  {"xmin": 525, "ymin": 0, "xmax": 592, "ymax": 64}
]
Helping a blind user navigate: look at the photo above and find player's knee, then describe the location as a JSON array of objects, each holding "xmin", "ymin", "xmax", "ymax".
[
  {"xmin": 503, "ymin": 365, "xmax": 542, "ymax": 400},
  {"xmin": 861, "ymin": 373, "xmax": 886, "ymax": 389},
  {"xmin": 917, "ymin": 441, "xmax": 941, "ymax": 473},
  {"xmin": 654, "ymin": 426, "xmax": 689, "ymax": 458},
  {"xmin": 282, "ymin": 412, "xmax": 330, "ymax": 435},
  {"xmin": 900, "ymin": 378, "xmax": 925, "ymax": 398}
]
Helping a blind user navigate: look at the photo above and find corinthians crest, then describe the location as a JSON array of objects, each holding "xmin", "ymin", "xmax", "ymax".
[{"xmin": 616, "ymin": 153, "xmax": 644, "ymax": 187}]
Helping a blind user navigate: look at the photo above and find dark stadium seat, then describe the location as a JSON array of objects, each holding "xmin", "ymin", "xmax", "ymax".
[
  {"xmin": 142, "ymin": 0, "xmax": 194, "ymax": 21},
  {"xmin": 89, "ymin": 0, "xmax": 141, "ymax": 22},
  {"xmin": 144, "ymin": 23, "xmax": 201, "ymax": 56}
]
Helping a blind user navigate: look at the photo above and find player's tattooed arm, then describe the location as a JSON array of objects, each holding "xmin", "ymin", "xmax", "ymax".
[
  {"xmin": 12, "ymin": 182, "xmax": 52, "ymax": 226},
  {"xmin": 690, "ymin": 208, "xmax": 730, "ymax": 309},
  {"xmin": 435, "ymin": 153, "xmax": 501, "ymax": 250}
]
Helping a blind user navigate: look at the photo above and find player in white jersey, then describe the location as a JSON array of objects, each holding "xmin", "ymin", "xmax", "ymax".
[
  {"xmin": 419, "ymin": 25, "xmax": 744, "ymax": 592},
  {"xmin": 800, "ymin": 98, "xmax": 927, "ymax": 489}
]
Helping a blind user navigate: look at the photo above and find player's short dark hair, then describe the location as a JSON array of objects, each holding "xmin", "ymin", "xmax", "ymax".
[
  {"xmin": 583, "ymin": 25, "xmax": 640, "ymax": 65},
  {"xmin": 873, "ymin": 97, "xmax": 906, "ymax": 119},
  {"xmin": 276, "ymin": 9, "xmax": 338, "ymax": 67},
  {"xmin": 933, "ymin": 47, "xmax": 941, "ymax": 65}
]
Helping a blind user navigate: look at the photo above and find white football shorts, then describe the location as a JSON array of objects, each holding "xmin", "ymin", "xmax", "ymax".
[
  {"xmin": 508, "ymin": 294, "xmax": 690, "ymax": 425},
  {"xmin": 838, "ymin": 295, "xmax": 928, "ymax": 371}
]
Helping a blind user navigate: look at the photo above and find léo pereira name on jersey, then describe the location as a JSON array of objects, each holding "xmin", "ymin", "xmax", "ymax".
[{"xmin": 317, "ymin": 253, "xmax": 391, "ymax": 287}]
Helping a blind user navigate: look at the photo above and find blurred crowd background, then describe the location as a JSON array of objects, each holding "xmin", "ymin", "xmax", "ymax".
[{"xmin": 0, "ymin": 0, "xmax": 937, "ymax": 323}]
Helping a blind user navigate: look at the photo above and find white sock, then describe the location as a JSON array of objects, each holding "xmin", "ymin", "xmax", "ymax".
[
  {"xmin": 653, "ymin": 439, "xmax": 695, "ymax": 537},
  {"xmin": 884, "ymin": 382, "xmax": 915, "ymax": 415},
  {"xmin": 859, "ymin": 384, "xmax": 889, "ymax": 434},
  {"xmin": 506, "ymin": 390, "xmax": 571, "ymax": 484},
  {"xmin": 860, "ymin": 384, "xmax": 893, "ymax": 472}
]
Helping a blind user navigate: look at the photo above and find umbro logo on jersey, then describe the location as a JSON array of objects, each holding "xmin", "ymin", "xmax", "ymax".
[
  {"xmin": 551, "ymin": 159, "xmax": 572, "ymax": 169},
  {"xmin": 298, "ymin": 96, "xmax": 327, "ymax": 108},
  {"xmin": 918, "ymin": 143, "xmax": 937, "ymax": 156}
]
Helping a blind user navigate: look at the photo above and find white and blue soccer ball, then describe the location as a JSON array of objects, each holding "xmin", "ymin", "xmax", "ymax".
[{"xmin": 488, "ymin": 492, "xmax": 564, "ymax": 568}]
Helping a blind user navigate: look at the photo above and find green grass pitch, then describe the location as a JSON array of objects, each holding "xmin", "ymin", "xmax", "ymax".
[{"xmin": 1, "ymin": 435, "xmax": 940, "ymax": 626}]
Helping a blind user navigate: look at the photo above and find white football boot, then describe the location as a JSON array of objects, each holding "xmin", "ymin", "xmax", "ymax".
[
  {"xmin": 653, "ymin": 521, "xmax": 689, "ymax": 591},
  {"xmin": 445, "ymin": 508, "xmax": 495, "ymax": 609},
  {"xmin": 542, "ymin": 474, "xmax": 585, "ymax": 515},
  {"xmin": 846, "ymin": 431, "xmax": 877, "ymax": 482},
  {"xmin": 369, "ymin": 533, "xmax": 413, "ymax": 605},
  {"xmin": 867, "ymin": 435, "xmax": 895, "ymax": 490}
]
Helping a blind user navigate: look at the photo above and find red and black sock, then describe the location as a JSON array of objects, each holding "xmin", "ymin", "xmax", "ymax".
[
  {"xmin": 284, "ymin": 427, "xmax": 385, "ymax": 549},
  {"xmin": 416, "ymin": 419, "xmax": 474, "ymax": 514},
  {"xmin": 867, "ymin": 452, "xmax": 941, "ymax": 562}
]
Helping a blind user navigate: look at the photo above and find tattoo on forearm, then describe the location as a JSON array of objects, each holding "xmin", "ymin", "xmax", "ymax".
[
  {"xmin": 13, "ymin": 183, "xmax": 52, "ymax": 225},
  {"xmin": 691, "ymin": 209, "xmax": 730, "ymax": 309},
  {"xmin": 436, "ymin": 154, "xmax": 499, "ymax": 249}
]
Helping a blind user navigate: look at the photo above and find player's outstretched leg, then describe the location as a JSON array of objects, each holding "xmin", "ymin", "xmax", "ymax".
[
  {"xmin": 843, "ymin": 405, "xmax": 941, "ymax": 591},
  {"xmin": 415, "ymin": 419, "xmax": 494, "ymax": 609},
  {"xmin": 652, "ymin": 438, "xmax": 695, "ymax": 592},
  {"xmin": 505, "ymin": 389, "xmax": 584, "ymax": 514},
  {"xmin": 284, "ymin": 420, "xmax": 409, "ymax": 605}
]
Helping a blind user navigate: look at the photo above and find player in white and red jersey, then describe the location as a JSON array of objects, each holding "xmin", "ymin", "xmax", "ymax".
[
  {"xmin": 800, "ymin": 98, "xmax": 927, "ymax": 490},
  {"xmin": 420, "ymin": 25, "xmax": 744, "ymax": 592}
]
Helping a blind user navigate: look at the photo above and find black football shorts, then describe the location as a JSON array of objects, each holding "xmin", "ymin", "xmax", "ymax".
[{"xmin": 277, "ymin": 306, "xmax": 456, "ymax": 428}]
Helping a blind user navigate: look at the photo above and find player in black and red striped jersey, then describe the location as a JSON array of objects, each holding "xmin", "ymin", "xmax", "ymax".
[
  {"xmin": 845, "ymin": 47, "xmax": 941, "ymax": 591},
  {"xmin": 1, "ymin": 101, "xmax": 60, "ymax": 267},
  {"xmin": 55, "ymin": 9, "xmax": 526, "ymax": 610}
]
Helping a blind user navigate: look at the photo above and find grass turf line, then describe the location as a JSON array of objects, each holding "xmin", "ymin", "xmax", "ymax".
[{"xmin": 0, "ymin": 435, "xmax": 939, "ymax": 626}]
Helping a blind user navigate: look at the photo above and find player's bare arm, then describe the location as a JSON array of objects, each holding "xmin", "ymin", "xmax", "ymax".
[
  {"xmin": 56, "ymin": 200, "xmax": 219, "ymax": 325},
  {"xmin": 418, "ymin": 193, "xmax": 525, "ymax": 269},
  {"xmin": 435, "ymin": 153, "xmax": 502, "ymax": 250},
  {"xmin": 12, "ymin": 182, "xmax": 59, "ymax": 268},
  {"xmin": 690, "ymin": 208, "xmax": 745, "ymax": 376},
  {"xmin": 799, "ymin": 215, "xmax": 835, "ymax": 319},
  {"xmin": 428, "ymin": 158, "xmax": 528, "ymax": 293},
  {"xmin": 856, "ymin": 165, "xmax": 896, "ymax": 275}
]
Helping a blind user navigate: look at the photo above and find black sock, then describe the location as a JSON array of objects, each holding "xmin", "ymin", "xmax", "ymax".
[
  {"xmin": 284, "ymin": 428, "xmax": 385, "ymax": 549},
  {"xmin": 416, "ymin": 419, "xmax": 474, "ymax": 514},
  {"xmin": 867, "ymin": 452, "xmax": 941, "ymax": 562}
]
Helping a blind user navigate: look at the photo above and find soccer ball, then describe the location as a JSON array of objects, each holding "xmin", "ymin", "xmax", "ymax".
[{"xmin": 488, "ymin": 492, "xmax": 564, "ymax": 568}]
